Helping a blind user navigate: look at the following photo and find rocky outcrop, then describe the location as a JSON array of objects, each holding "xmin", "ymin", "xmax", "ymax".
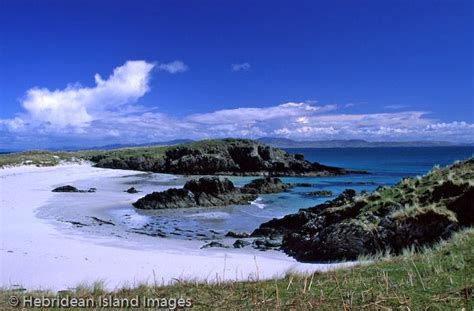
[
  {"xmin": 201, "ymin": 241, "xmax": 228, "ymax": 249},
  {"xmin": 133, "ymin": 177, "xmax": 257, "ymax": 209},
  {"xmin": 125, "ymin": 187, "xmax": 139, "ymax": 193},
  {"xmin": 241, "ymin": 177, "xmax": 293, "ymax": 194},
  {"xmin": 133, "ymin": 188, "xmax": 199, "ymax": 209},
  {"xmin": 185, "ymin": 177, "xmax": 256, "ymax": 207},
  {"xmin": 253, "ymin": 238, "xmax": 282, "ymax": 250},
  {"xmin": 253, "ymin": 158, "xmax": 474, "ymax": 262},
  {"xmin": 133, "ymin": 176, "xmax": 293, "ymax": 210},
  {"xmin": 305, "ymin": 190, "xmax": 333, "ymax": 197},
  {"xmin": 225, "ymin": 231, "xmax": 250, "ymax": 238},
  {"xmin": 233, "ymin": 240, "xmax": 251, "ymax": 248},
  {"xmin": 52, "ymin": 185, "xmax": 96, "ymax": 193},
  {"xmin": 91, "ymin": 139, "xmax": 365, "ymax": 176}
]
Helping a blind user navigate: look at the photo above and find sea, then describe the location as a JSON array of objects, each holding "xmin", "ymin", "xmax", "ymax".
[{"xmin": 103, "ymin": 146, "xmax": 473, "ymax": 240}]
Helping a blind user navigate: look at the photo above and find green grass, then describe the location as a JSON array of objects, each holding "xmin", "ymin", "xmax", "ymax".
[
  {"xmin": 341, "ymin": 158, "xmax": 474, "ymax": 228},
  {"xmin": 0, "ymin": 150, "xmax": 81, "ymax": 167},
  {"xmin": 2, "ymin": 229, "xmax": 472, "ymax": 310},
  {"xmin": 0, "ymin": 147, "xmax": 166, "ymax": 168}
]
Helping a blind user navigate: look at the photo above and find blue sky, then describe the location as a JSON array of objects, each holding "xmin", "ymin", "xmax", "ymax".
[{"xmin": 1, "ymin": 0, "xmax": 473, "ymax": 149}]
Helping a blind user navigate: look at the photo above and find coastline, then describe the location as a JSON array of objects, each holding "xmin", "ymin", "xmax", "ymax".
[{"xmin": 0, "ymin": 163, "xmax": 355, "ymax": 291}]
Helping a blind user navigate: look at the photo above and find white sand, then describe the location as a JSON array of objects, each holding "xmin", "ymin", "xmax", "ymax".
[{"xmin": 0, "ymin": 164, "xmax": 354, "ymax": 291}]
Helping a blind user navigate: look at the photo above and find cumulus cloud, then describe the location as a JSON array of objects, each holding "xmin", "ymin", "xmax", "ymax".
[
  {"xmin": 1, "ymin": 61, "xmax": 473, "ymax": 149},
  {"xmin": 15, "ymin": 60, "xmax": 154, "ymax": 130},
  {"xmin": 231, "ymin": 62, "xmax": 251, "ymax": 71},
  {"xmin": 157, "ymin": 60, "xmax": 188, "ymax": 74}
]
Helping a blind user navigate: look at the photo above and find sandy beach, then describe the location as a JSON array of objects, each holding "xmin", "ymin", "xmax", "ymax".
[{"xmin": 0, "ymin": 164, "xmax": 354, "ymax": 291}]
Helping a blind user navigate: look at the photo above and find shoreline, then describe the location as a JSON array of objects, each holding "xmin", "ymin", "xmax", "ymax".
[{"xmin": 0, "ymin": 163, "xmax": 355, "ymax": 291}]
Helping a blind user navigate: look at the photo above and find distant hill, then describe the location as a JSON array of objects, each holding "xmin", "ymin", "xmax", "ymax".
[{"xmin": 256, "ymin": 137, "xmax": 471, "ymax": 148}]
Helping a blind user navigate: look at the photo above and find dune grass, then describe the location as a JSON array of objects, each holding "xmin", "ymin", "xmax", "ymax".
[
  {"xmin": 1, "ymin": 229, "xmax": 472, "ymax": 310},
  {"xmin": 0, "ymin": 148, "xmax": 164, "ymax": 168},
  {"xmin": 0, "ymin": 150, "xmax": 80, "ymax": 167}
]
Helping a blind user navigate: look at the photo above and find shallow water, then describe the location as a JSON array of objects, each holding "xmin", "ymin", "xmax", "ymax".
[{"xmin": 39, "ymin": 147, "xmax": 473, "ymax": 241}]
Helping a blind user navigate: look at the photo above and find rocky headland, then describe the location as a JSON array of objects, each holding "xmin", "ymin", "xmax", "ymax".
[
  {"xmin": 89, "ymin": 139, "xmax": 366, "ymax": 176},
  {"xmin": 252, "ymin": 158, "xmax": 474, "ymax": 262}
]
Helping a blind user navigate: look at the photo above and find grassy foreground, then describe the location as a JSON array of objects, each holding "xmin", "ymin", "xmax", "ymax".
[{"xmin": 1, "ymin": 229, "xmax": 472, "ymax": 310}]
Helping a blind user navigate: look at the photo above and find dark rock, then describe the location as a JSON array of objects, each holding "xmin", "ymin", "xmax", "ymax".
[
  {"xmin": 447, "ymin": 186, "xmax": 474, "ymax": 226},
  {"xmin": 252, "ymin": 190, "xmax": 357, "ymax": 238},
  {"xmin": 293, "ymin": 183, "xmax": 313, "ymax": 187},
  {"xmin": 294, "ymin": 153, "xmax": 305, "ymax": 161},
  {"xmin": 62, "ymin": 220, "xmax": 88, "ymax": 227},
  {"xmin": 184, "ymin": 176, "xmax": 235, "ymax": 195},
  {"xmin": 133, "ymin": 188, "xmax": 197, "ymax": 209},
  {"xmin": 52, "ymin": 185, "xmax": 96, "ymax": 193},
  {"xmin": 253, "ymin": 239, "xmax": 282, "ymax": 250},
  {"xmin": 429, "ymin": 181, "xmax": 468, "ymax": 202},
  {"xmin": 251, "ymin": 210, "xmax": 312, "ymax": 237},
  {"xmin": 133, "ymin": 177, "xmax": 257, "ymax": 209},
  {"xmin": 130, "ymin": 230, "xmax": 166, "ymax": 238},
  {"xmin": 282, "ymin": 222, "xmax": 382, "ymax": 261},
  {"xmin": 89, "ymin": 217, "xmax": 115, "ymax": 226},
  {"xmin": 125, "ymin": 187, "xmax": 139, "ymax": 193},
  {"xmin": 241, "ymin": 177, "xmax": 292, "ymax": 194},
  {"xmin": 305, "ymin": 190, "xmax": 333, "ymax": 197},
  {"xmin": 201, "ymin": 241, "xmax": 228, "ymax": 249},
  {"xmin": 52, "ymin": 185, "xmax": 80, "ymax": 192},
  {"xmin": 225, "ymin": 231, "xmax": 250, "ymax": 238},
  {"xmin": 233, "ymin": 239, "xmax": 251, "ymax": 248}
]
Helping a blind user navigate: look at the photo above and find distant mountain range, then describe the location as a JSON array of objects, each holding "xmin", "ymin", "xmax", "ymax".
[
  {"xmin": 85, "ymin": 137, "xmax": 472, "ymax": 150},
  {"xmin": 256, "ymin": 137, "xmax": 473, "ymax": 148}
]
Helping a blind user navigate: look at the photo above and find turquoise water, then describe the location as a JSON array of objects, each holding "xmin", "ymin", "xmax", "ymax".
[{"xmin": 115, "ymin": 147, "xmax": 474, "ymax": 240}]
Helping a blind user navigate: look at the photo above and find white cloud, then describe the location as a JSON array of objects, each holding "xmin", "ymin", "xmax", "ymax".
[
  {"xmin": 231, "ymin": 62, "xmax": 251, "ymax": 71},
  {"xmin": 1, "ymin": 117, "xmax": 25, "ymax": 131},
  {"xmin": 186, "ymin": 102, "xmax": 336, "ymax": 125},
  {"xmin": 1, "ymin": 61, "xmax": 473, "ymax": 149},
  {"xmin": 157, "ymin": 60, "xmax": 188, "ymax": 74},
  {"xmin": 2, "ymin": 99, "xmax": 474, "ymax": 148},
  {"xmin": 17, "ymin": 60, "xmax": 154, "ymax": 130}
]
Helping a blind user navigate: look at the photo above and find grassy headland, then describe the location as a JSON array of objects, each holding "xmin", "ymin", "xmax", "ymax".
[
  {"xmin": 0, "ymin": 140, "xmax": 265, "ymax": 167},
  {"xmin": 250, "ymin": 157, "xmax": 473, "ymax": 264},
  {"xmin": 0, "ymin": 139, "xmax": 357, "ymax": 176}
]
